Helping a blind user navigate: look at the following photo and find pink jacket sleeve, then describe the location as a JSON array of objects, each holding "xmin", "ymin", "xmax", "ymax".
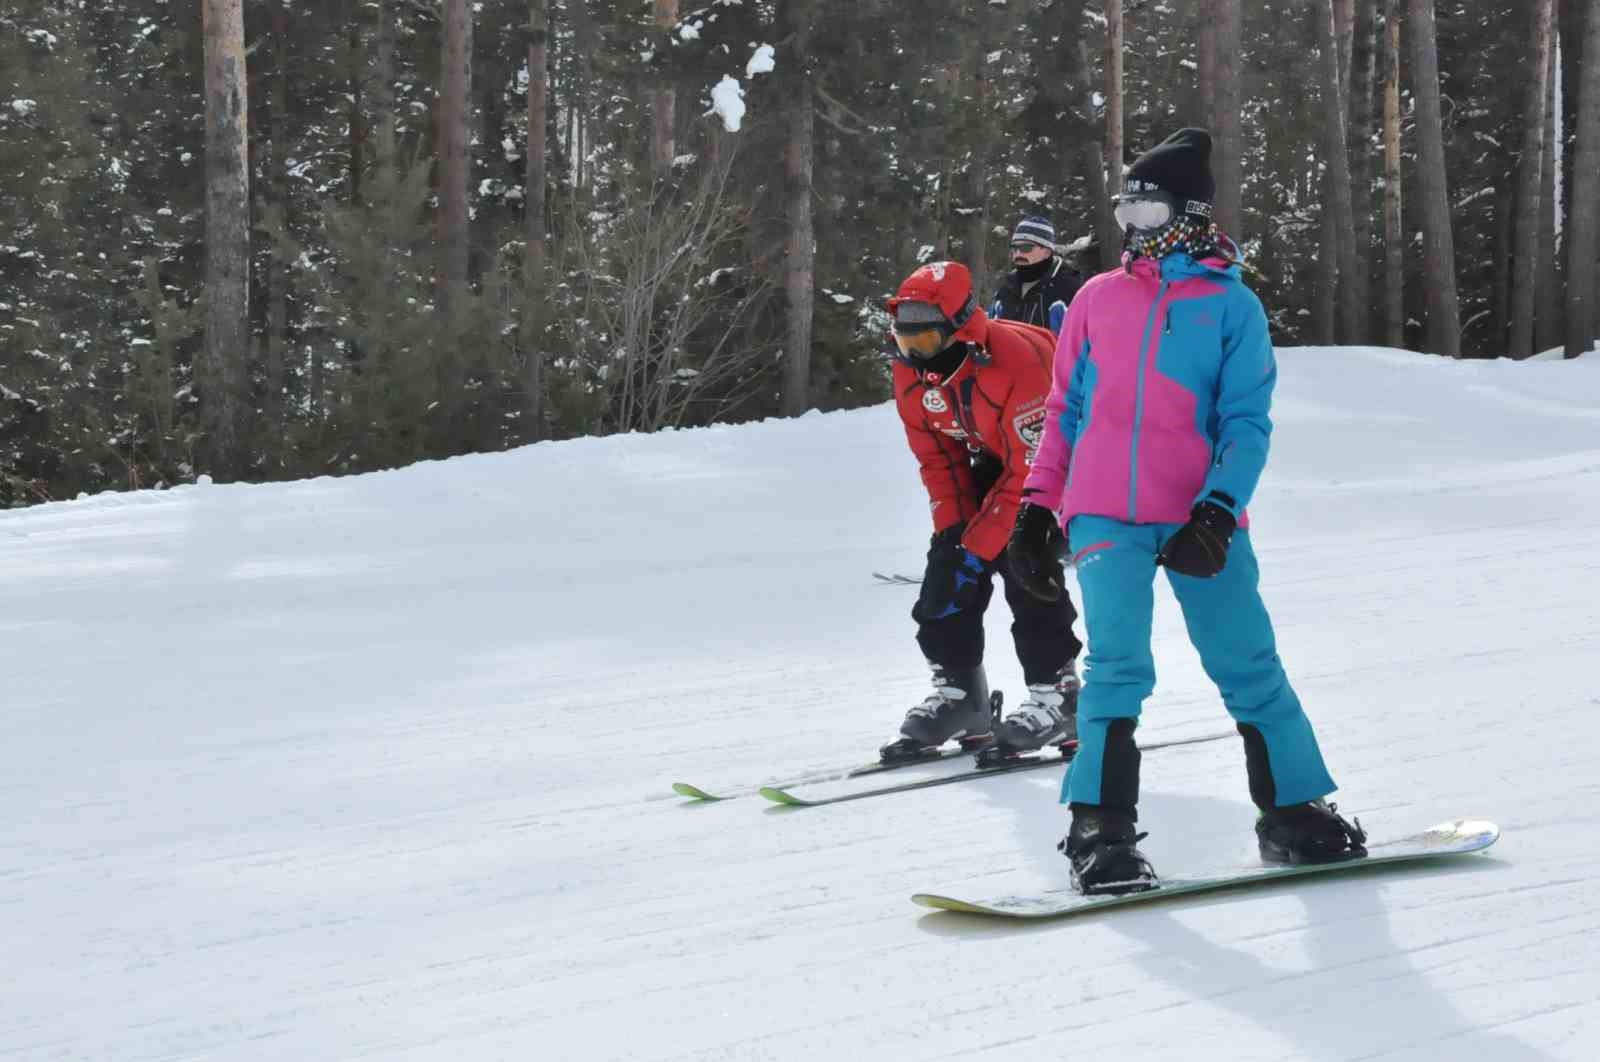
[{"xmin": 1021, "ymin": 292, "xmax": 1090, "ymax": 513}]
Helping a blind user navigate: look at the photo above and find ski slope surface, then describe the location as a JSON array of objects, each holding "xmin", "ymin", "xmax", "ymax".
[{"xmin": 3, "ymin": 346, "xmax": 1599, "ymax": 1061}]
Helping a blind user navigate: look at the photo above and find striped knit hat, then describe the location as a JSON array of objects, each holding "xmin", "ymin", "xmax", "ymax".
[{"xmin": 1010, "ymin": 216, "xmax": 1056, "ymax": 251}]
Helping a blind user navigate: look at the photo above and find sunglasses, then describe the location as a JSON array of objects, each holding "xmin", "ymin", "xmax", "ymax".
[{"xmin": 1010, "ymin": 242, "xmax": 1047, "ymax": 254}]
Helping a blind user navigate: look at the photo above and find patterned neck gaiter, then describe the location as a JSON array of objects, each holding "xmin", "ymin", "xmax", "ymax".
[{"xmin": 1125, "ymin": 215, "xmax": 1223, "ymax": 264}]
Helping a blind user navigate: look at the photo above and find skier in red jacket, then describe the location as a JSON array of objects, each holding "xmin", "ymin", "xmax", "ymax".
[{"xmin": 881, "ymin": 261, "xmax": 1083, "ymax": 764}]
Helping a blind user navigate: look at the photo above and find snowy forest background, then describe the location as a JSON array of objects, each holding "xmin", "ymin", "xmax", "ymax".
[{"xmin": 1, "ymin": 0, "xmax": 1596, "ymax": 504}]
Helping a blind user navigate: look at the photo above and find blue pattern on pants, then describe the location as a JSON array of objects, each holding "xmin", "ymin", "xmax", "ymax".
[{"xmin": 1063, "ymin": 514, "xmax": 1336, "ymax": 808}]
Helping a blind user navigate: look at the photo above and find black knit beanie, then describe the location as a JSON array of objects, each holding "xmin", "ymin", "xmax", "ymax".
[{"xmin": 1124, "ymin": 128, "xmax": 1216, "ymax": 218}]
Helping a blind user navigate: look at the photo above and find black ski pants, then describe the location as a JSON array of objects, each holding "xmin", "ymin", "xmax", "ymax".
[{"xmin": 912, "ymin": 455, "xmax": 1082, "ymax": 684}]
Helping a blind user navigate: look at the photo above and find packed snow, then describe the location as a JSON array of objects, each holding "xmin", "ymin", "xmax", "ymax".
[{"xmin": 3, "ymin": 347, "xmax": 1599, "ymax": 1060}]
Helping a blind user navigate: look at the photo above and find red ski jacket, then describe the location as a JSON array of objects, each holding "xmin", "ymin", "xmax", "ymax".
[{"xmin": 893, "ymin": 317, "xmax": 1057, "ymax": 562}]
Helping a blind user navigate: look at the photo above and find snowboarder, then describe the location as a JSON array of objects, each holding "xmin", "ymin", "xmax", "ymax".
[
  {"xmin": 1007, "ymin": 128, "xmax": 1366, "ymax": 895},
  {"xmin": 883, "ymin": 260, "xmax": 1084, "ymax": 765},
  {"xmin": 988, "ymin": 216, "xmax": 1083, "ymax": 335}
]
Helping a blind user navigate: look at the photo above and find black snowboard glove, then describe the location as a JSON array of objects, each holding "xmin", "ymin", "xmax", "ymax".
[
  {"xmin": 1007, "ymin": 501, "xmax": 1066, "ymax": 602},
  {"xmin": 917, "ymin": 525, "xmax": 991, "ymax": 619},
  {"xmin": 1158, "ymin": 498, "xmax": 1237, "ymax": 578}
]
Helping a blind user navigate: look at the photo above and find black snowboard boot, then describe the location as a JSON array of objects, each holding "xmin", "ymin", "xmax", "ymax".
[
  {"xmin": 1256, "ymin": 800, "xmax": 1368, "ymax": 865},
  {"xmin": 1059, "ymin": 804, "xmax": 1158, "ymax": 896},
  {"xmin": 990, "ymin": 664, "xmax": 1078, "ymax": 753},
  {"xmin": 880, "ymin": 664, "xmax": 994, "ymax": 762}
]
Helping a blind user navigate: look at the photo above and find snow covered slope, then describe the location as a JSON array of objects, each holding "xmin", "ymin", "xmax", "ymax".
[{"xmin": 3, "ymin": 347, "xmax": 1599, "ymax": 1060}]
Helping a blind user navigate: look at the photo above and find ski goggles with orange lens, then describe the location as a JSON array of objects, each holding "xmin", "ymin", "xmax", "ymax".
[
  {"xmin": 892, "ymin": 325, "xmax": 952, "ymax": 359},
  {"xmin": 891, "ymin": 300, "xmax": 954, "ymax": 359}
]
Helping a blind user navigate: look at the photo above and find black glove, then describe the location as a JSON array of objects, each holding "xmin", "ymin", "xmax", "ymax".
[
  {"xmin": 1158, "ymin": 499, "xmax": 1237, "ymax": 578},
  {"xmin": 917, "ymin": 525, "xmax": 991, "ymax": 619},
  {"xmin": 1007, "ymin": 502, "xmax": 1066, "ymax": 602}
]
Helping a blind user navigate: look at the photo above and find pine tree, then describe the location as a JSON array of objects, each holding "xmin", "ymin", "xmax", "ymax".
[
  {"xmin": 1508, "ymin": 0, "xmax": 1554, "ymax": 359},
  {"xmin": 1569, "ymin": 0, "xmax": 1600, "ymax": 357},
  {"xmin": 202, "ymin": 0, "xmax": 250, "ymax": 477},
  {"xmin": 1407, "ymin": 0, "xmax": 1462, "ymax": 356}
]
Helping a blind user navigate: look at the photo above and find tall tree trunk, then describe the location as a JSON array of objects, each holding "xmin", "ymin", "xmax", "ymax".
[
  {"xmin": 1335, "ymin": 0, "xmax": 1355, "ymax": 92},
  {"xmin": 1382, "ymin": 0, "xmax": 1405, "ymax": 348},
  {"xmin": 966, "ymin": 0, "xmax": 994, "ymax": 290},
  {"xmin": 651, "ymin": 0, "xmax": 680, "ymax": 178},
  {"xmin": 1568, "ymin": 0, "xmax": 1600, "ymax": 358},
  {"xmin": 1407, "ymin": 0, "xmax": 1462, "ymax": 356},
  {"xmin": 527, "ymin": 0, "xmax": 549, "ymax": 439},
  {"xmin": 348, "ymin": 5, "xmax": 365, "ymax": 203},
  {"xmin": 1312, "ymin": 189, "xmax": 1338, "ymax": 344},
  {"xmin": 1510, "ymin": 0, "xmax": 1554, "ymax": 358},
  {"xmin": 780, "ymin": 0, "xmax": 816, "ymax": 416},
  {"xmin": 1537, "ymin": 32, "xmax": 1563, "ymax": 352},
  {"xmin": 1491, "ymin": 178, "xmax": 1514, "ymax": 349},
  {"xmin": 1213, "ymin": 0, "xmax": 1244, "ymax": 238},
  {"xmin": 203, "ymin": 0, "xmax": 250, "ymax": 479},
  {"xmin": 1315, "ymin": 0, "xmax": 1364, "ymax": 342},
  {"xmin": 1349, "ymin": 0, "xmax": 1377, "ymax": 339},
  {"xmin": 437, "ymin": 0, "xmax": 472, "ymax": 314},
  {"xmin": 1058, "ymin": 0, "xmax": 1117, "ymax": 267},
  {"xmin": 1197, "ymin": 8, "xmax": 1217, "ymax": 131},
  {"xmin": 1314, "ymin": 0, "xmax": 1348, "ymax": 346},
  {"xmin": 373, "ymin": 0, "xmax": 397, "ymax": 187},
  {"xmin": 1561, "ymin": 0, "xmax": 1584, "ymax": 244},
  {"xmin": 569, "ymin": 0, "xmax": 598, "ymax": 191},
  {"xmin": 1105, "ymin": 0, "xmax": 1124, "ymax": 190},
  {"xmin": 267, "ymin": 1, "xmax": 290, "ymax": 433}
]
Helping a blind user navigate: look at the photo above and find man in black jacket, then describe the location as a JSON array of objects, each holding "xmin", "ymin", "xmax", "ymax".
[{"xmin": 988, "ymin": 216, "xmax": 1083, "ymax": 335}]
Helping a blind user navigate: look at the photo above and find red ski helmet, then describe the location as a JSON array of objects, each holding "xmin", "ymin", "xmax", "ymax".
[{"xmin": 886, "ymin": 261, "xmax": 988, "ymax": 347}]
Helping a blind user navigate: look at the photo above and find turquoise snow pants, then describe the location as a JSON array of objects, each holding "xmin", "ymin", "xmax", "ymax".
[{"xmin": 1062, "ymin": 514, "xmax": 1336, "ymax": 811}]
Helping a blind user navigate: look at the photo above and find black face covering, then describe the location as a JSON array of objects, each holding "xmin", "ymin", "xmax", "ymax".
[
  {"xmin": 919, "ymin": 341, "xmax": 970, "ymax": 379},
  {"xmin": 1015, "ymin": 255, "xmax": 1053, "ymax": 284}
]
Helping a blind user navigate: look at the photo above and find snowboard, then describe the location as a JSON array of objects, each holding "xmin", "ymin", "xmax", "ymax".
[{"xmin": 912, "ymin": 818, "xmax": 1499, "ymax": 920}]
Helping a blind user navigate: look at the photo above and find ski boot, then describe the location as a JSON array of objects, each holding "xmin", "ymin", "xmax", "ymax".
[
  {"xmin": 1256, "ymin": 800, "xmax": 1368, "ymax": 865},
  {"xmin": 879, "ymin": 664, "xmax": 997, "ymax": 765},
  {"xmin": 1059, "ymin": 805, "xmax": 1158, "ymax": 896},
  {"xmin": 976, "ymin": 664, "xmax": 1078, "ymax": 767}
]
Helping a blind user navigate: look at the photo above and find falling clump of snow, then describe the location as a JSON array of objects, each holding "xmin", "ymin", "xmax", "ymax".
[
  {"xmin": 10, "ymin": 99, "xmax": 38, "ymax": 116},
  {"xmin": 708, "ymin": 75, "xmax": 745, "ymax": 132}
]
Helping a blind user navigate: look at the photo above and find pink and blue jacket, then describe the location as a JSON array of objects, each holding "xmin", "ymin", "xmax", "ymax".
[{"xmin": 1022, "ymin": 247, "xmax": 1274, "ymax": 530}]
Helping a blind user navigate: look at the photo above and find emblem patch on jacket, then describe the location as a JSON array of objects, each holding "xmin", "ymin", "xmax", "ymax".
[
  {"xmin": 1013, "ymin": 405, "xmax": 1046, "ymax": 459},
  {"xmin": 922, "ymin": 389, "xmax": 949, "ymax": 413}
]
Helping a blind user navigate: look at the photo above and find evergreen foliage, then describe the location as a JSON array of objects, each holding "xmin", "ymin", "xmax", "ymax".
[{"xmin": 0, "ymin": 0, "xmax": 1592, "ymax": 505}]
